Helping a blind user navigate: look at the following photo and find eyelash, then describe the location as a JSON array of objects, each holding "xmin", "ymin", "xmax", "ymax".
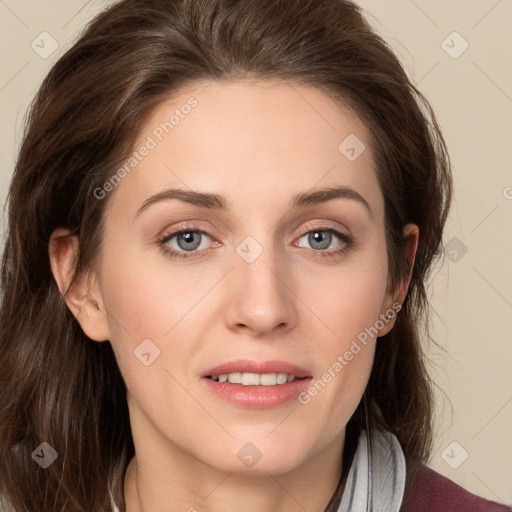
[{"xmin": 157, "ymin": 223, "xmax": 354, "ymax": 261}]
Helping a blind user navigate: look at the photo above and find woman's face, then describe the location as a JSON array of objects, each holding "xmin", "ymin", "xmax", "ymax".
[{"xmin": 65, "ymin": 79, "xmax": 415, "ymax": 476}]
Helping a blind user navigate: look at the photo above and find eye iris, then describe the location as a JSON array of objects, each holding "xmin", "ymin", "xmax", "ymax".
[
  {"xmin": 309, "ymin": 231, "xmax": 331, "ymax": 250},
  {"xmin": 177, "ymin": 231, "xmax": 202, "ymax": 251}
]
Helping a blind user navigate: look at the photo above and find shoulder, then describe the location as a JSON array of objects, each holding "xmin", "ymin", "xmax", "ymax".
[{"xmin": 400, "ymin": 461, "xmax": 511, "ymax": 512}]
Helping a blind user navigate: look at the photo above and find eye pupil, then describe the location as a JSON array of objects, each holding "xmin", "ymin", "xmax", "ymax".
[
  {"xmin": 309, "ymin": 231, "xmax": 331, "ymax": 250},
  {"xmin": 177, "ymin": 231, "xmax": 202, "ymax": 251}
]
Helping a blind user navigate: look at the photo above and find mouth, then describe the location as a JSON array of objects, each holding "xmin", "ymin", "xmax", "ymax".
[
  {"xmin": 200, "ymin": 359, "xmax": 312, "ymax": 408},
  {"xmin": 201, "ymin": 358, "xmax": 311, "ymax": 381},
  {"xmin": 205, "ymin": 372, "xmax": 309, "ymax": 386}
]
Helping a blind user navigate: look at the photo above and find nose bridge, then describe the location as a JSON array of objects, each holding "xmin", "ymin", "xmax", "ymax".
[
  {"xmin": 226, "ymin": 230, "xmax": 296, "ymax": 334},
  {"xmin": 236, "ymin": 231, "xmax": 288, "ymax": 300}
]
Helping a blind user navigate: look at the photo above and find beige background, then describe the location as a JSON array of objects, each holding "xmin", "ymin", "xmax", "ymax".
[{"xmin": 1, "ymin": 0, "xmax": 511, "ymax": 506}]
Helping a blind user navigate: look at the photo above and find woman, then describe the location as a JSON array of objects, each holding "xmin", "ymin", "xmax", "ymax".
[{"xmin": 0, "ymin": 0, "xmax": 508, "ymax": 511}]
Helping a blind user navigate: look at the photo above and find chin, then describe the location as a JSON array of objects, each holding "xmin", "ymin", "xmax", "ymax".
[
  {"xmin": 201, "ymin": 438, "xmax": 312, "ymax": 476},
  {"xmin": 214, "ymin": 456, "xmax": 307, "ymax": 476}
]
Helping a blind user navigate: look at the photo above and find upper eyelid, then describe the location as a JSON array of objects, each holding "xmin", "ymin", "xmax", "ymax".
[
  {"xmin": 159, "ymin": 222, "xmax": 351, "ymax": 249},
  {"xmin": 158, "ymin": 223, "xmax": 354, "ymax": 263},
  {"xmin": 160, "ymin": 220, "xmax": 350, "ymax": 240}
]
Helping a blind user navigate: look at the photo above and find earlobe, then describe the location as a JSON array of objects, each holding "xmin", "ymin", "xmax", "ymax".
[{"xmin": 48, "ymin": 227, "xmax": 110, "ymax": 342}]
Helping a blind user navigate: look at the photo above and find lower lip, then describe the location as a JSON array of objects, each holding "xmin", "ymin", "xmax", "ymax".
[{"xmin": 201, "ymin": 377, "xmax": 313, "ymax": 408}]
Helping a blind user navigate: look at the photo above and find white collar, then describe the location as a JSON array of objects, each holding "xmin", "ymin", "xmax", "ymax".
[
  {"xmin": 112, "ymin": 429, "xmax": 406, "ymax": 512},
  {"xmin": 337, "ymin": 428, "xmax": 406, "ymax": 512}
]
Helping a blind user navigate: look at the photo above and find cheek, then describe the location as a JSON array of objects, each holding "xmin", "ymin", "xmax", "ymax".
[
  {"xmin": 293, "ymin": 239, "xmax": 388, "ymax": 417},
  {"xmin": 97, "ymin": 245, "xmax": 203, "ymax": 372},
  {"xmin": 299, "ymin": 239, "xmax": 389, "ymax": 342},
  {"xmin": 100, "ymin": 241, "xmax": 208, "ymax": 329},
  {"xmin": 98, "ymin": 253, "xmax": 204, "ymax": 424}
]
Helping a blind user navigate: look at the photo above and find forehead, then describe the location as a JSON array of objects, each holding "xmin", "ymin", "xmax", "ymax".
[{"xmin": 106, "ymin": 79, "xmax": 383, "ymax": 220}]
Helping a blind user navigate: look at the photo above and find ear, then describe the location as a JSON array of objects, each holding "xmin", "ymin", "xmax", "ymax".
[
  {"xmin": 48, "ymin": 227, "xmax": 110, "ymax": 342},
  {"xmin": 377, "ymin": 223, "xmax": 419, "ymax": 337}
]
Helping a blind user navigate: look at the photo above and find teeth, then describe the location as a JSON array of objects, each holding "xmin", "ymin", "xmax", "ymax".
[
  {"xmin": 276, "ymin": 373, "xmax": 288, "ymax": 384},
  {"xmin": 242, "ymin": 373, "xmax": 261, "ymax": 385},
  {"xmin": 228, "ymin": 372, "xmax": 242, "ymax": 384},
  {"xmin": 260, "ymin": 373, "xmax": 277, "ymax": 385},
  {"xmin": 210, "ymin": 372, "xmax": 298, "ymax": 386}
]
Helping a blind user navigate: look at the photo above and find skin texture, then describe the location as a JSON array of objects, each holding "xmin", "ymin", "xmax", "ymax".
[{"xmin": 49, "ymin": 79, "xmax": 418, "ymax": 512}]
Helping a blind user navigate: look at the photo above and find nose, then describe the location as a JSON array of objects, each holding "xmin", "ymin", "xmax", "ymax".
[{"xmin": 224, "ymin": 241, "xmax": 298, "ymax": 337}]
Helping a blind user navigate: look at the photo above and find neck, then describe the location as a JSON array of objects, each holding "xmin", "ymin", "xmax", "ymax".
[{"xmin": 123, "ymin": 437, "xmax": 345, "ymax": 512}]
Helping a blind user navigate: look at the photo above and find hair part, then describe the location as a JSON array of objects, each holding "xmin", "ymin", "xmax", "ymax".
[{"xmin": 0, "ymin": 0, "xmax": 452, "ymax": 510}]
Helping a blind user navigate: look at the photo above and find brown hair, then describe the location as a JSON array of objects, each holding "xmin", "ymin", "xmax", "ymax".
[{"xmin": 0, "ymin": 0, "xmax": 452, "ymax": 510}]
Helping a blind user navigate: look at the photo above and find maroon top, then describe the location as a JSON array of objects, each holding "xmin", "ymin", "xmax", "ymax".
[{"xmin": 400, "ymin": 463, "xmax": 511, "ymax": 511}]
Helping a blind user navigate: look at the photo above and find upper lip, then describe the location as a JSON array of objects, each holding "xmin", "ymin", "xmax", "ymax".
[{"xmin": 201, "ymin": 359, "xmax": 311, "ymax": 379}]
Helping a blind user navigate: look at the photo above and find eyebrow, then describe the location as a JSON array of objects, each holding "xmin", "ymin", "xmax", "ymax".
[{"xmin": 134, "ymin": 185, "xmax": 373, "ymax": 219}]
